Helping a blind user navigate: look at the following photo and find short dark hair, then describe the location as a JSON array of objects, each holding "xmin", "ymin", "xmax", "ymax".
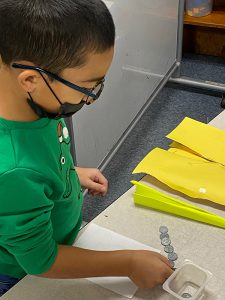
[{"xmin": 0, "ymin": 0, "xmax": 115, "ymax": 74}]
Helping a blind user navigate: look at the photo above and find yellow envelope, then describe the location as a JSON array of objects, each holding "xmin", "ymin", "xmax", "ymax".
[
  {"xmin": 168, "ymin": 146, "xmax": 205, "ymax": 161},
  {"xmin": 169, "ymin": 141, "xmax": 204, "ymax": 159},
  {"xmin": 167, "ymin": 117, "xmax": 225, "ymax": 166},
  {"xmin": 133, "ymin": 147, "xmax": 225, "ymax": 206}
]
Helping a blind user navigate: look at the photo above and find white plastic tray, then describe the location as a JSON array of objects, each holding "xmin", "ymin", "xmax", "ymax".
[{"xmin": 163, "ymin": 260, "xmax": 212, "ymax": 300}]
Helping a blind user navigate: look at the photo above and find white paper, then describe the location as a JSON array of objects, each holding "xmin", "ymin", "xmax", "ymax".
[{"xmin": 73, "ymin": 223, "xmax": 160, "ymax": 298}]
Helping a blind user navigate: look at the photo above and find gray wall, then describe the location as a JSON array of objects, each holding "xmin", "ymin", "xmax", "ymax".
[{"xmin": 73, "ymin": 0, "xmax": 180, "ymax": 167}]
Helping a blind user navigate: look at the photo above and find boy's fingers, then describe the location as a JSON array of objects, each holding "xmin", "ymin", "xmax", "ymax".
[
  {"xmin": 160, "ymin": 255, "xmax": 173, "ymax": 267},
  {"xmin": 163, "ymin": 265, "xmax": 174, "ymax": 279},
  {"xmin": 94, "ymin": 173, "xmax": 108, "ymax": 190},
  {"xmin": 88, "ymin": 180, "xmax": 106, "ymax": 193},
  {"xmin": 153, "ymin": 252, "xmax": 174, "ymax": 269},
  {"xmin": 89, "ymin": 190, "xmax": 106, "ymax": 197},
  {"xmin": 94, "ymin": 179, "xmax": 108, "ymax": 196},
  {"xmin": 158, "ymin": 267, "xmax": 173, "ymax": 285},
  {"xmin": 89, "ymin": 190, "xmax": 99, "ymax": 195}
]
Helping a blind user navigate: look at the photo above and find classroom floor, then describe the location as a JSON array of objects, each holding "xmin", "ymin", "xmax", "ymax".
[{"xmin": 82, "ymin": 53, "xmax": 225, "ymax": 222}]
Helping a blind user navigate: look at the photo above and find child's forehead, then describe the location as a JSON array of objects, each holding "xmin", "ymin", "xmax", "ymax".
[{"xmin": 62, "ymin": 48, "xmax": 114, "ymax": 83}]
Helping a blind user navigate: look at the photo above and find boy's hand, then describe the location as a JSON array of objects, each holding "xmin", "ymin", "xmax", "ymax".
[
  {"xmin": 75, "ymin": 167, "xmax": 108, "ymax": 196},
  {"xmin": 128, "ymin": 250, "xmax": 173, "ymax": 289}
]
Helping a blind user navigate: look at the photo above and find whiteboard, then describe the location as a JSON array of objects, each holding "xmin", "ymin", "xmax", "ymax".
[{"xmin": 73, "ymin": 0, "xmax": 180, "ymax": 168}]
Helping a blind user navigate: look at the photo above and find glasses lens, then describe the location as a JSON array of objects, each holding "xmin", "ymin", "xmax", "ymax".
[
  {"xmin": 86, "ymin": 82, "xmax": 104, "ymax": 105},
  {"xmin": 94, "ymin": 82, "xmax": 104, "ymax": 97}
]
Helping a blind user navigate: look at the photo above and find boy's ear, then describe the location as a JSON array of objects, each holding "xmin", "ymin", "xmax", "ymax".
[{"xmin": 17, "ymin": 70, "xmax": 40, "ymax": 93}]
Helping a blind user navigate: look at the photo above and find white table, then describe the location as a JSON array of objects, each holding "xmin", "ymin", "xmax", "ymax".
[{"xmin": 3, "ymin": 112, "xmax": 225, "ymax": 300}]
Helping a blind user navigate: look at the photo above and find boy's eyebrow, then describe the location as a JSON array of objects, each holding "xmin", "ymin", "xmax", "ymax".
[{"xmin": 82, "ymin": 76, "xmax": 105, "ymax": 83}]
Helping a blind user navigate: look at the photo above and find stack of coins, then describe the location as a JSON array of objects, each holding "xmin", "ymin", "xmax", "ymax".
[{"xmin": 159, "ymin": 226, "xmax": 178, "ymax": 268}]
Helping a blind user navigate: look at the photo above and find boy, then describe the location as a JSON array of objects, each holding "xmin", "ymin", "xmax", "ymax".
[{"xmin": 0, "ymin": 0, "xmax": 173, "ymax": 296}]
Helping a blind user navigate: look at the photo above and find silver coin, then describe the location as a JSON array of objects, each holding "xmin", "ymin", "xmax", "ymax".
[
  {"xmin": 169, "ymin": 260, "xmax": 175, "ymax": 268},
  {"xmin": 160, "ymin": 233, "xmax": 169, "ymax": 240},
  {"xmin": 181, "ymin": 293, "xmax": 192, "ymax": 298},
  {"xmin": 164, "ymin": 245, "xmax": 174, "ymax": 253},
  {"xmin": 159, "ymin": 226, "xmax": 168, "ymax": 234},
  {"xmin": 168, "ymin": 252, "xmax": 178, "ymax": 261},
  {"xmin": 161, "ymin": 237, "xmax": 171, "ymax": 246}
]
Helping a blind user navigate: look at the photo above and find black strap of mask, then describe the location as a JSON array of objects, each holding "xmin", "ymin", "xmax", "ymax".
[{"xmin": 38, "ymin": 72, "xmax": 63, "ymax": 105}]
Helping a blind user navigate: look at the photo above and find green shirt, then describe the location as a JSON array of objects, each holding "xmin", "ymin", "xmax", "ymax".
[{"xmin": 0, "ymin": 117, "xmax": 83, "ymax": 279}]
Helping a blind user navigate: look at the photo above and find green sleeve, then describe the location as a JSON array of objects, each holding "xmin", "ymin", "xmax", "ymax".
[{"xmin": 0, "ymin": 168, "xmax": 58, "ymax": 275}]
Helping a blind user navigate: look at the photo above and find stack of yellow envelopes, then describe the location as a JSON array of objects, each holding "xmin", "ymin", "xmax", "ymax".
[{"xmin": 132, "ymin": 117, "xmax": 225, "ymax": 228}]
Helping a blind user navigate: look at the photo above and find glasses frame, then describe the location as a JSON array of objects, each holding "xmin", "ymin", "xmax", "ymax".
[{"xmin": 12, "ymin": 63, "xmax": 105, "ymax": 102}]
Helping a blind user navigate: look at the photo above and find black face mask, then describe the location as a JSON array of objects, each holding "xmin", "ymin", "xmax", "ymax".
[
  {"xmin": 27, "ymin": 94, "xmax": 86, "ymax": 120},
  {"xmin": 27, "ymin": 72, "xmax": 86, "ymax": 120}
]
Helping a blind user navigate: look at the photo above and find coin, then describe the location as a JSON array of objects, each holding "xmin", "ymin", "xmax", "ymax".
[
  {"xmin": 168, "ymin": 252, "xmax": 178, "ymax": 261},
  {"xmin": 161, "ymin": 237, "xmax": 171, "ymax": 246},
  {"xmin": 160, "ymin": 233, "xmax": 169, "ymax": 240},
  {"xmin": 164, "ymin": 245, "xmax": 174, "ymax": 253},
  {"xmin": 181, "ymin": 293, "xmax": 192, "ymax": 298},
  {"xmin": 159, "ymin": 226, "xmax": 168, "ymax": 234},
  {"xmin": 169, "ymin": 260, "xmax": 175, "ymax": 268}
]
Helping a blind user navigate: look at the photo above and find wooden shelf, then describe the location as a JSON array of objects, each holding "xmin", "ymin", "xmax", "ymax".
[
  {"xmin": 183, "ymin": 6, "xmax": 225, "ymax": 57},
  {"xmin": 184, "ymin": 8, "xmax": 225, "ymax": 29}
]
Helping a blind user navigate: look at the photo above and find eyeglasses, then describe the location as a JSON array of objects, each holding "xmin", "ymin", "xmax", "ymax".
[{"xmin": 12, "ymin": 63, "xmax": 105, "ymax": 104}]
